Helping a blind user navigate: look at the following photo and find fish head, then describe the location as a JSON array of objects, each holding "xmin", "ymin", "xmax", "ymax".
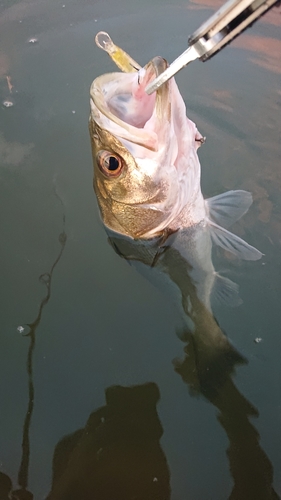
[{"xmin": 90, "ymin": 56, "xmax": 202, "ymax": 239}]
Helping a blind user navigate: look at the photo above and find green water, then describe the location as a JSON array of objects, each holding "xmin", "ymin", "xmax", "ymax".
[{"xmin": 0, "ymin": 0, "xmax": 280, "ymax": 498}]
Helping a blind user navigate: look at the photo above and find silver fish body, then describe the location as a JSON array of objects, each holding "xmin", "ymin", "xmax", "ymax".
[{"xmin": 90, "ymin": 57, "xmax": 262, "ymax": 262}]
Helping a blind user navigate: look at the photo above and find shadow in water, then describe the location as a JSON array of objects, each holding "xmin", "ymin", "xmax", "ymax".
[
  {"xmin": 1, "ymin": 214, "xmax": 278, "ymax": 497},
  {"xmin": 175, "ymin": 331, "xmax": 279, "ymax": 500},
  {"xmin": 40, "ymin": 225, "xmax": 279, "ymax": 499},
  {"xmin": 46, "ymin": 383, "xmax": 170, "ymax": 500}
]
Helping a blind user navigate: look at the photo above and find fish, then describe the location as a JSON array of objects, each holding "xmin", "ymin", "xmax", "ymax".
[
  {"xmin": 87, "ymin": 48, "xmax": 280, "ymax": 498},
  {"xmin": 89, "ymin": 46, "xmax": 264, "ymax": 354},
  {"xmin": 89, "ymin": 53, "xmax": 262, "ymax": 262},
  {"xmin": 88, "ymin": 48, "xmax": 245, "ymax": 358}
]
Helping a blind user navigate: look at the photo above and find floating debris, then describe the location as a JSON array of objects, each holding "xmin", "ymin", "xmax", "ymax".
[
  {"xmin": 28, "ymin": 37, "xmax": 38, "ymax": 44},
  {"xmin": 153, "ymin": 477, "xmax": 158, "ymax": 482},
  {"xmin": 3, "ymin": 100, "xmax": 14, "ymax": 107},
  {"xmin": 6, "ymin": 75, "xmax": 13, "ymax": 93},
  {"xmin": 17, "ymin": 326, "xmax": 25, "ymax": 334},
  {"xmin": 254, "ymin": 337, "xmax": 263, "ymax": 344}
]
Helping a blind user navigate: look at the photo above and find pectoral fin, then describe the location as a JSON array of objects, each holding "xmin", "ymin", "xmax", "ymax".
[{"xmin": 206, "ymin": 190, "xmax": 253, "ymax": 228}]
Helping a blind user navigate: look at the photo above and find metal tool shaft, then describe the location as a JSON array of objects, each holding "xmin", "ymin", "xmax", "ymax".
[{"xmin": 146, "ymin": 0, "xmax": 279, "ymax": 94}]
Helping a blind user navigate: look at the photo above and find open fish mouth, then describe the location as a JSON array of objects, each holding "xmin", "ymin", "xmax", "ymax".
[{"xmin": 90, "ymin": 57, "xmax": 171, "ymax": 151}]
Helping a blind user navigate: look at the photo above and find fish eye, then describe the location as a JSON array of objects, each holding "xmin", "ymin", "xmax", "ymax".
[{"xmin": 97, "ymin": 150, "xmax": 123, "ymax": 177}]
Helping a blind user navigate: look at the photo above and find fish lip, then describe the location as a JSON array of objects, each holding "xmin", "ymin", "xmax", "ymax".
[
  {"xmin": 141, "ymin": 57, "xmax": 169, "ymax": 88},
  {"xmin": 90, "ymin": 76, "xmax": 159, "ymax": 152},
  {"xmin": 90, "ymin": 57, "xmax": 171, "ymax": 151},
  {"xmin": 142, "ymin": 56, "xmax": 171, "ymax": 122}
]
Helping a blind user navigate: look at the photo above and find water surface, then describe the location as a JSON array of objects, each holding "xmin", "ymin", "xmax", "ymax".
[{"xmin": 0, "ymin": 0, "xmax": 280, "ymax": 498}]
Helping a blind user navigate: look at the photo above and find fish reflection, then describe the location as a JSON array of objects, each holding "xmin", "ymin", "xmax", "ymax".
[
  {"xmin": 107, "ymin": 226, "xmax": 279, "ymax": 500},
  {"xmin": 46, "ymin": 383, "xmax": 170, "ymax": 500},
  {"xmin": 176, "ymin": 349, "xmax": 280, "ymax": 500}
]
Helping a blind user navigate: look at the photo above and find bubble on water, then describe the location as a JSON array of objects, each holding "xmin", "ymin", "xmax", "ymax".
[
  {"xmin": 254, "ymin": 337, "xmax": 262, "ymax": 344},
  {"xmin": 17, "ymin": 326, "xmax": 25, "ymax": 334},
  {"xmin": 3, "ymin": 100, "xmax": 14, "ymax": 107}
]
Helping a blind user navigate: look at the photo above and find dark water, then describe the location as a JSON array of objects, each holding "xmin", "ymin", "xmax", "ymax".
[{"xmin": 1, "ymin": 0, "xmax": 281, "ymax": 498}]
